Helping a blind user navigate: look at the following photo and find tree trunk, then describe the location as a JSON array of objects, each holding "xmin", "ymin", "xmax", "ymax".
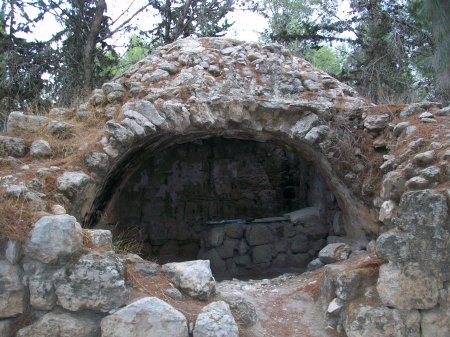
[{"xmin": 83, "ymin": 0, "xmax": 107, "ymax": 93}]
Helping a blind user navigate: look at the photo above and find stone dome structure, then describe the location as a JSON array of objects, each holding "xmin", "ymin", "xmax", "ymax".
[{"xmin": 1, "ymin": 37, "xmax": 449, "ymax": 336}]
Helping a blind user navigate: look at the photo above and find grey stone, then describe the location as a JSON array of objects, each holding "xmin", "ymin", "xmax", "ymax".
[
  {"xmin": 89, "ymin": 89, "xmax": 106, "ymax": 106},
  {"xmin": 208, "ymin": 65, "xmax": 221, "ymax": 76},
  {"xmin": 380, "ymin": 171, "xmax": 406, "ymax": 201},
  {"xmin": 420, "ymin": 165, "xmax": 441, "ymax": 181},
  {"xmin": 134, "ymin": 261, "xmax": 159, "ymax": 277},
  {"xmin": 164, "ymin": 287, "xmax": 184, "ymax": 300},
  {"xmin": 224, "ymin": 223, "xmax": 243, "ymax": 239},
  {"xmin": 123, "ymin": 110, "xmax": 156, "ymax": 132},
  {"xmin": 291, "ymin": 113, "xmax": 320, "ymax": 138},
  {"xmin": 364, "ymin": 114, "xmax": 390, "ymax": 132},
  {"xmin": 6, "ymin": 111, "xmax": 49, "ymax": 132},
  {"xmin": 0, "ymin": 136, "xmax": 26, "ymax": 157},
  {"xmin": 344, "ymin": 304, "xmax": 420, "ymax": 337},
  {"xmin": 106, "ymin": 121, "xmax": 135, "ymax": 146},
  {"xmin": 102, "ymin": 82, "xmax": 125, "ymax": 95},
  {"xmin": 405, "ymin": 176, "xmax": 430, "ymax": 190},
  {"xmin": 245, "ymin": 225, "xmax": 273, "ymax": 246},
  {"xmin": 193, "ymin": 301, "xmax": 239, "ymax": 337},
  {"xmin": 0, "ymin": 319, "xmax": 12, "ymax": 337},
  {"xmin": 420, "ymin": 111, "xmax": 434, "ymax": 119},
  {"xmin": 143, "ymin": 69, "xmax": 170, "ymax": 83},
  {"xmin": 291, "ymin": 234, "xmax": 309, "ymax": 253},
  {"xmin": 57, "ymin": 171, "xmax": 94, "ymax": 215},
  {"xmin": 375, "ymin": 230, "xmax": 414, "ymax": 263},
  {"xmin": 84, "ymin": 151, "xmax": 110, "ymax": 175},
  {"xmin": 5, "ymin": 184, "xmax": 27, "ymax": 198},
  {"xmin": 436, "ymin": 106, "xmax": 450, "ymax": 116},
  {"xmin": 204, "ymin": 227, "xmax": 224, "ymax": 249},
  {"xmin": 377, "ymin": 262, "xmax": 441, "ymax": 310},
  {"xmin": 304, "ymin": 125, "xmax": 329, "ymax": 144},
  {"xmin": 54, "ymin": 252, "xmax": 129, "ymax": 312},
  {"xmin": 307, "ymin": 258, "xmax": 324, "ymax": 271},
  {"xmin": 0, "ymin": 260, "xmax": 24, "ymax": 318},
  {"xmin": 393, "ymin": 122, "xmax": 410, "ymax": 136},
  {"xmin": 83, "ymin": 229, "xmax": 112, "ymax": 250},
  {"xmin": 159, "ymin": 61, "xmax": 178, "ymax": 74},
  {"xmin": 47, "ymin": 120, "xmax": 74, "ymax": 139},
  {"xmin": 318, "ymin": 243, "xmax": 351, "ymax": 264},
  {"xmin": 421, "ymin": 301, "xmax": 450, "ymax": 337},
  {"xmin": 101, "ymin": 297, "xmax": 188, "ymax": 337},
  {"xmin": 121, "ymin": 117, "xmax": 145, "ymax": 137},
  {"xmin": 5, "ymin": 240, "xmax": 21, "ymax": 264},
  {"xmin": 30, "ymin": 140, "xmax": 52, "ymax": 158},
  {"xmin": 413, "ymin": 150, "xmax": 435, "ymax": 166},
  {"xmin": 400, "ymin": 101, "xmax": 441, "ymax": 118},
  {"xmin": 378, "ymin": 200, "xmax": 397, "ymax": 226},
  {"xmin": 16, "ymin": 311, "xmax": 99, "ymax": 337},
  {"xmin": 252, "ymin": 244, "xmax": 272, "ymax": 264},
  {"xmin": 133, "ymin": 100, "xmax": 167, "ymax": 128},
  {"xmin": 226, "ymin": 296, "xmax": 258, "ymax": 327},
  {"xmin": 25, "ymin": 215, "xmax": 83, "ymax": 264},
  {"xmin": 162, "ymin": 260, "xmax": 216, "ymax": 301}
]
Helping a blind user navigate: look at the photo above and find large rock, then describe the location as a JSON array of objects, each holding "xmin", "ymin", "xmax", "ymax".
[
  {"xmin": 0, "ymin": 261, "xmax": 24, "ymax": 318},
  {"xmin": 377, "ymin": 262, "xmax": 441, "ymax": 310},
  {"xmin": 54, "ymin": 252, "xmax": 129, "ymax": 312},
  {"xmin": 193, "ymin": 301, "xmax": 239, "ymax": 337},
  {"xmin": 162, "ymin": 260, "xmax": 216, "ymax": 301},
  {"xmin": 0, "ymin": 136, "xmax": 26, "ymax": 157},
  {"xmin": 100, "ymin": 297, "xmax": 188, "ymax": 337},
  {"xmin": 24, "ymin": 215, "xmax": 83, "ymax": 264},
  {"xmin": 318, "ymin": 243, "xmax": 351, "ymax": 264},
  {"xmin": 6, "ymin": 111, "xmax": 49, "ymax": 132},
  {"xmin": 344, "ymin": 303, "xmax": 420, "ymax": 337},
  {"xmin": 16, "ymin": 311, "xmax": 99, "ymax": 337}
]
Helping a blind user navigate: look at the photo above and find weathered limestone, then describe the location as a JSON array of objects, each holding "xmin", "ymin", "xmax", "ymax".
[
  {"xmin": 24, "ymin": 215, "xmax": 83, "ymax": 264},
  {"xmin": 193, "ymin": 301, "xmax": 239, "ymax": 337},
  {"xmin": 30, "ymin": 139, "xmax": 52, "ymax": 158},
  {"xmin": 162, "ymin": 260, "xmax": 216, "ymax": 301},
  {"xmin": 318, "ymin": 243, "xmax": 351, "ymax": 264},
  {"xmin": 101, "ymin": 297, "xmax": 188, "ymax": 337},
  {"xmin": 6, "ymin": 111, "xmax": 49, "ymax": 133},
  {"xmin": 54, "ymin": 252, "xmax": 129, "ymax": 312}
]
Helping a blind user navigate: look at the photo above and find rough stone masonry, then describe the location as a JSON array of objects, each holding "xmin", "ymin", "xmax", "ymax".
[{"xmin": 0, "ymin": 37, "xmax": 449, "ymax": 336}]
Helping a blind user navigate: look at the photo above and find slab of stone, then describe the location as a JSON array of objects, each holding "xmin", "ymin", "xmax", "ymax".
[
  {"xmin": 6, "ymin": 111, "xmax": 49, "ymax": 132},
  {"xmin": 24, "ymin": 215, "xmax": 83, "ymax": 264},
  {"xmin": 101, "ymin": 297, "xmax": 188, "ymax": 337},
  {"xmin": 193, "ymin": 301, "xmax": 239, "ymax": 337},
  {"xmin": 162, "ymin": 260, "xmax": 216, "ymax": 301},
  {"xmin": 54, "ymin": 252, "xmax": 129, "ymax": 312},
  {"xmin": 0, "ymin": 261, "xmax": 24, "ymax": 318},
  {"xmin": 16, "ymin": 311, "xmax": 99, "ymax": 337}
]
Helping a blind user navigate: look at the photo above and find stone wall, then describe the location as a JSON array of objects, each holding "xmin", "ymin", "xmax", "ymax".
[{"xmin": 198, "ymin": 207, "xmax": 329, "ymax": 278}]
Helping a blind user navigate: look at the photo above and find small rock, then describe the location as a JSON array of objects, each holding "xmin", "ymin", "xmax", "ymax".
[
  {"xmin": 102, "ymin": 82, "xmax": 125, "ymax": 95},
  {"xmin": 318, "ymin": 243, "xmax": 351, "ymax": 264},
  {"xmin": 0, "ymin": 260, "xmax": 25, "ymax": 318},
  {"xmin": 164, "ymin": 287, "xmax": 184, "ymax": 300},
  {"xmin": 162, "ymin": 260, "xmax": 216, "ymax": 301},
  {"xmin": 51, "ymin": 204, "xmax": 66, "ymax": 215},
  {"xmin": 379, "ymin": 200, "xmax": 397, "ymax": 226},
  {"xmin": 226, "ymin": 296, "xmax": 258, "ymax": 327},
  {"xmin": 380, "ymin": 171, "xmax": 406, "ymax": 201},
  {"xmin": 419, "ymin": 111, "xmax": 434, "ymax": 119},
  {"xmin": 364, "ymin": 114, "xmax": 390, "ymax": 132},
  {"xmin": 208, "ymin": 65, "xmax": 221, "ymax": 76},
  {"xmin": 327, "ymin": 297, "xmax": 344, "ymax": 315},
  {"xmin": 133, "ymin": 261, "xmax": 159, "ymax": 277},
  {"xmin": 143, "ymin": 69, "xmax": 170, "ymax": 83},
  {"xmin": 405, "ymin": 176, "xmax": 430, "ymax": 190},
  {"xmin": 393, "ymin": 122, "xmax": 409, "ymax": 137},
  {"xmin": 159, "ymin": 61, "xmax": 178, "ymax": 74},
  {"xmin": 101, "ymin": 297, "xmax": 188, "ymax": 337},
  {"xmin": 304, "ymin": 125, "xmax": 329, "ymax": 144},
  {"xmin": 83, "ymin": 229, "xmax": 112, "ymax": 250},
  {"xmin": 421, "ymin": 117, "xmax": 437, "ymax": 123},
  {"xmin": 193, "ymin": 301, "xmax": 239, "ymax": 337},
  {"xmin": 30, "ymin": 140, "xmax": 52, "ymax": 158},
  {"xmin": 307, "ymin": 258, "xmax": 324, "ymax": 271}
]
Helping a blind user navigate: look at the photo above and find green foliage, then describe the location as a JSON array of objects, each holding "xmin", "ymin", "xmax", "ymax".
[
  {"xmin": 112, "ymin": 35, "xmax": 150, "ymax": 77},
  {"xmin": 303, "ymin": 46, "xmax": 340, "ymax": 75}
]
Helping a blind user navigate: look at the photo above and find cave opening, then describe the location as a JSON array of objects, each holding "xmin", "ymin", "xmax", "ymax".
[{"xmin": 97, "ymin": 137, "xmax": 344, "ymax": 279}]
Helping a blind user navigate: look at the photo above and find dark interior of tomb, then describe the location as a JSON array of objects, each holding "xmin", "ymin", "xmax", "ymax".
[{"xmin": 100, "ymin": 137, "xmax": 343, "ymax": 279}]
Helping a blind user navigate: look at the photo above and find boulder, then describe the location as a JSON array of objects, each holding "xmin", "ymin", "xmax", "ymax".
[
  {"xmin": 30, "ymin": 140, "xmax": 52, "ymax": 158},
  {"xmin": 6, "ymin": 111, "xmax": 49, "ymax": 133},
  {"xmin": 193, "ymin": 301, "xmax": 239, "ymax": 337},
  {"xmin": 0, "ymin": 136, "xmax": 26, "ymax": 157},
  {"xmin": 83, "ymin": 229, "xmax": 113, "ymax": 250},
  {"xmin": 377, "ymin": 262, "xmax": 441, "ymax": 310},
  {"xmin": 47, "ymin": 120, "xmax": 74, "ymax": 139},
  {"xmin": 318, "ymin": 243, "xmax": 351, "ymax": 264},
  {"xmin": 16, "ymin": 311, "xmax": 99, "ymax": 337},
  {"xmin": 344, "ymin": 303, "xmax": 420, "ymax": 337},
  {"xmin": 54, "ymin": 252, "xmax": 129, "ymax": 312},
  {"xmin": 100, "ymin": 297, "xmax": 188, "ymax": 337},
  {"xmin": 162, "ymin": 260, "xmax": 216, "ymax": 301},
  {"xmin": 24, "ymin": 215, "xmax": 83, "ymax": 264},
  {"xmin": 0, "ymin": 261, "xmax": 24, "ymax": 318}
]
